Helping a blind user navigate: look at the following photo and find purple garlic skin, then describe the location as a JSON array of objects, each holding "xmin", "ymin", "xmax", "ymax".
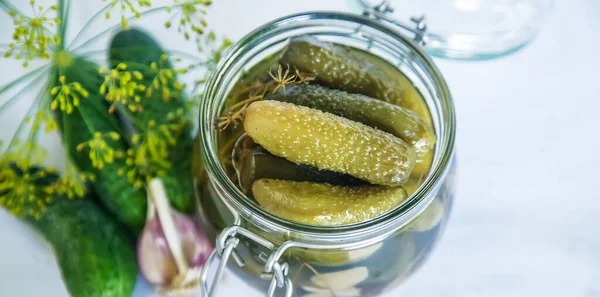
[{"xmin": 137, "ymin": 209, "xmax": 213, "ymax": 285}]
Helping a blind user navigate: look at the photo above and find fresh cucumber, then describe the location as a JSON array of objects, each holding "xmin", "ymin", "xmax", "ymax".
[
  {"xmin": 52, "ymin": 55, "xmax": 147, "ymax": 233},
  {"xmin": 2, "ymin": 165, "xmax": 137, "ymax": 297},
  {"xmin": 29, "ymin": 198, "xmax": 138, "ymax": 297},
  {"xmin": 108, "ymin": 28, "xmax": 196, "ymax": 214}
]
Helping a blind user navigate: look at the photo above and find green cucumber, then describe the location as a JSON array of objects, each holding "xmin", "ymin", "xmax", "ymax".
[
  {"xmin": 2, "ymin": 165, "xmax": 137, "ymax": 297},
  {"xmin": 29, "ymin": 199, "xmax": 138, "ymax": 297},
  {"xmin": 265, "ymin": 84, "xmax": 436, "ymax": 157},
  {"xmin": 52, "ymin": 55, "xmax": 147, "ymax": 233},
  {"xmin": 109, "ymin": 28, "xmax": 195, "ymax": 214},
  {"xmin": 280, "ymin": 36, "xmax": 424, "ymax": 113}
]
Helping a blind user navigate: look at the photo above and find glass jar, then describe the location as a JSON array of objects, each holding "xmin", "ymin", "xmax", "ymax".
[{"xmin": 194, "ymin": 11, "xmax": 456, "ymax": 297}]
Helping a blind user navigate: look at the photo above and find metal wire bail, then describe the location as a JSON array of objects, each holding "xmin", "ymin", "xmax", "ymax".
[
  {"xmin": 360, "ymin": 0, "xmax": 428, "ymax": 44},
  {"xmin": 199, "ymin": 225, "xmax": 293, "ymax": 297}
]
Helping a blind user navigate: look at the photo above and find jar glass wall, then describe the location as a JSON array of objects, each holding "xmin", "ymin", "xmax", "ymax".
[{"xmin": 194, "ymin": 12, "xmax": 456, "ymax": 297}]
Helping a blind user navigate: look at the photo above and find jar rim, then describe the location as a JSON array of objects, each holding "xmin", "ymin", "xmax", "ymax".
[{"xmin": 198, "ymin": 11, "xmax": 456, "ymax": 242}]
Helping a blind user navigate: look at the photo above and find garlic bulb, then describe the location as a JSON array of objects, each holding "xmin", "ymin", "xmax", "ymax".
[
  {"xmin": 137, "ymin": 207, "xmax": 212, "ymax": 285},
  {"xmin": 137, "ymin": 179, "xmax": 212, "ymax": 294}
]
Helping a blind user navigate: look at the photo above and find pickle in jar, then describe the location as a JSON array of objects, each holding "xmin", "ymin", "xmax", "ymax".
[
  {"xmin": 280, "ymin": 35, "xmax": 425, "ymax": 113},
  {"xmin": 265, "ymin": 84, "xmax": 436, "ymax": 156},
  {"xmin": 244, "ymin": 100, "xmax": 416, "ymax": 186},
  {"xmin": 233, "ymin": 134, "xmax": 362, "ymax": 193},
  {"xmin": 252, "ymin": 179, "xmax": 408, "ymax": 225}
]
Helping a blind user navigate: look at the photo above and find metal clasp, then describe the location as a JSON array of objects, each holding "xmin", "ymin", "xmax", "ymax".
[
  {"xmin": 200, "ymin": 226, "xmax": 293, "ymax": 297},
  {"xmin": 360, "ymin": 0, "xmax": 428, "ymax": 44}
]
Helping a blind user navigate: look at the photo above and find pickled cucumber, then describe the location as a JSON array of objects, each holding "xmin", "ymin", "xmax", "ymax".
[
  {"xmin": 280, "ymin": 36, "xmax": 423, "ymax": 112},
  {"xmin": 265, "ymin": 84, "xmax": 436, "ymax": 156},
  {"xmin": 233, "ymin": 134, "xmax": 362, "ymax": 193},
  {"xmin": 252, "ymin": 179, "xmax": 408, "ymax": 225},
  {"xmin": 244, "ymin": 100, "xmax": 416, "ymax": 186}
]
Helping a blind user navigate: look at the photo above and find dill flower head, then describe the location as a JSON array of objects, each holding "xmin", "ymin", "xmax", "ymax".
[
  {"xmin": 103, "ymin": 0, "xmax": 152, "ymax": 29},
  {"xmin": 50, "ymin": 75, "xmax": 90, "ymax": 114},
  {"xmin": 0, "ymin": 160, "xmax": 84, "ymax": 220},
  {"xmin": 76, "ymin": 132, "xmax": 122, "ymax": 170},
  {"xmin": 99, "ymin": 63, "xmax": 146, "ymax": 113},
  {"xmin": 165, "ymin": 0, "xmax": 212, "ymax": 42},
  {"xmin": 4, "ymin": 1, "xmax": 61, "ymax": 67}
]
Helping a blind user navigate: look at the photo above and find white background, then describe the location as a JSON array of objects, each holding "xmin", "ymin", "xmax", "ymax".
[{"xmin": 1, "ymin": 0, "xmax": 600, "ymax": 296}]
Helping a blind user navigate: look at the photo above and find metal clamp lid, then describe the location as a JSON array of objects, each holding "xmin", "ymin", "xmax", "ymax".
[{"xmin": 200, "ymin": 225, "xmax": 293, "ymax": 297}]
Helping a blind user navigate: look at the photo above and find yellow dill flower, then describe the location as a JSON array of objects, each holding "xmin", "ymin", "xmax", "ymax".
[
  {"xmin": 145, "ymin": 54, "xmax": 187, "ymax": 101},
  {"xmin": 0, "ymin": 158, "xmax": 86, "ymax": 219},
  {"xmin": 4, "ymin": 2, "xmax": 61, "ymax": 67},
  {"xmin": 0, "ymin": 161, "xmax": 48, "ymax": 219},
  {"xmin": 76, "ymin": 132, "xmax": 121, "ymax": 170},
  {"xmin": 165, "ymin": 0, "xmax": 211, "ymax": 42},
  {"xmin": 4, "ymin": 141, "xmax": 49, "ymax": 170},
  {"xmin": 99, "ymin": 64, "xmax": 145, "ymax": 113},
  {"xmin": 50, "ymin": 76, "xmax": 90, "ymax": 114},
  {"xmin": 119, "ymin": 118, "xmax": 184, "ymax": 187},
  {"xmin": 103, "ymin": 0, "xmax": 152, "ymax": 29},
  {"xmin": 45, "ymin": 165, "xmax": 86, "ymax": 199}
]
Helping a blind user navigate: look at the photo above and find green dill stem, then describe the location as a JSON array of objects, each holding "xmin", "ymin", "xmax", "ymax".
[
  {"xmin": 82, "ymin": 48, "xmax": 204, "ymax": 63},
  {"xmin": 0, "ymin": 69, "xmax": 48, "ymax": 116},
  {"xmin": 4, "ymin": 74, "xmax": 50, "ymax": 152},
  {"xmin": 64, "ymin": 2, "xmax": 111, "ymax": 50},
  {"xmin": 23, "ymin": 83, "xmax": 49, "ymax": 161},
  {"xmin": 0, "ymin": 65, "xmax": 51, "ymax": 97},
  {"xmin": 69, "ymin": 5, "xmax": 180, "ymax": 52},
  {"xmin": 60, "ymin": 102, "xmax": 72, "ymax": 159},
  {"xmin": 0, "ymin": 0, "xmax": 19, "ymax": 15},
  {"xmin": 57, "ymin": 0, "xmax": 70, "ymax": 51}
]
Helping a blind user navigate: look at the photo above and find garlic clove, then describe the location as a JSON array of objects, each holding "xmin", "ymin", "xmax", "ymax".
[
  {"xmin": 310, "ymin": 267, "xmax": 368, "ymax": 291},
  {"xmin": 137, "ymin": 207, "xmax": 213, "ymax": 287}
]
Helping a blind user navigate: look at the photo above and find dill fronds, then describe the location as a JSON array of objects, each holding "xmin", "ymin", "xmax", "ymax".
[
  {"xmin": 102, "ymin": 0, "xmax": 152, "ymax": 29},
  {"xmin": 76, "ymin": 131, "xmax": 122, "ymax": 170},
  {"xmin": 4, "ymin": 1, "xmax": 61, "ymax": 67},
  {"xmin": 216, "ymin": 64, "xmax": 316, "ymax": 130},
  {"xmin": 146, "ymin": 54, "xmax": 187, "ymax": 102},
  {"xmin": 119, "ymin": 117, "xmax": 184, "ymax": 187},
  {"xmin": 99, "ymin": 63, "xmax": 146, "ymax": 113},
  {"xmin": 165, "ymin": 0, "xmax": 212, "ymax": 42},
  {"xmin": 50, "ymin": 75, "xmax": 90, "ymax": 114}
]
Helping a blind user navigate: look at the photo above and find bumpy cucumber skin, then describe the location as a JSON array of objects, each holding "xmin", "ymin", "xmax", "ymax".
[
  {"xmin": 244, "ymin": 100, "xmax": 416, "ymax": 186},
  {"xmin": 53, "ymin": 57, "xmax": 147, "ymax": 233},
  {"xmin": 280, "ymin": 36, "xmax": 423, "ymax": 112},
  {"xmin": 28, "ymin": 199, "xmax": 137, "ymax": 297},
  {"xmin": 109, "ymin": 28, "xmax": 196, "ymax": 214},
  {"xmin": 265, "ymin": 84, "xmax": 436, "ymax": 157},
  {"xmin": 253, "ymin": 179, "xmax": 408, "ymax": 225},
  {"xmin": 235, "ymin": 135, "xmax": 362, "ymax": 193}
]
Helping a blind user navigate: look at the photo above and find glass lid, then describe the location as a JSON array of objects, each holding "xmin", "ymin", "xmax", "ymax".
[{"xmin": 355, "ymin": 0, "xmax": 555, "ymax": 60}]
